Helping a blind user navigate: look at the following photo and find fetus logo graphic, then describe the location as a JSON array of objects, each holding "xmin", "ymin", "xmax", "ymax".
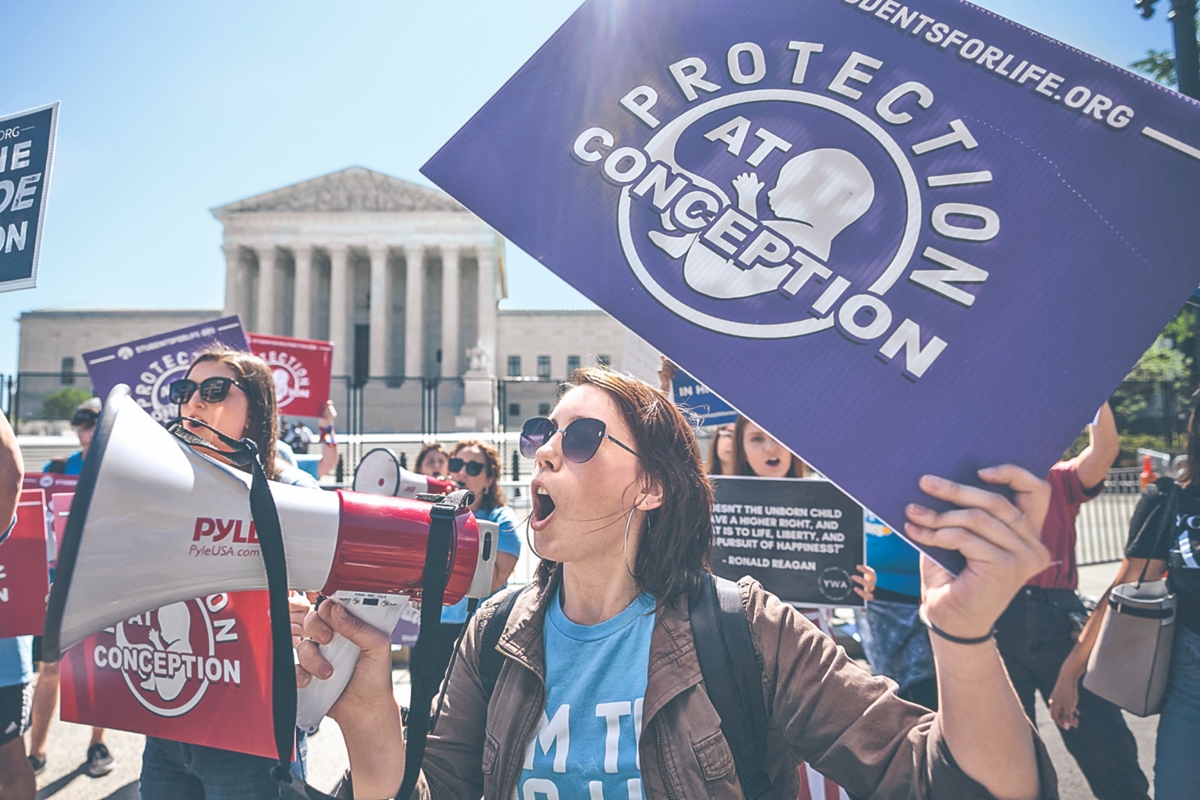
[
  {"xmin": 91, "ymin": 595, "xmax": 242, "ymax": 717},
  {"xmin": 570, "ymin": 52, "xmax": 1009, "ymax": 378},
  {"xmin": 613, "ymin": 89, "xmax": 923, "ymax": 342}
]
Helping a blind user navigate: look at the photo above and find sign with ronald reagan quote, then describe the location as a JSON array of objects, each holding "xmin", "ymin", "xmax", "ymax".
[{"xmin": 423, "ymin": 0, "xmax": 1200, "ymax": 571}]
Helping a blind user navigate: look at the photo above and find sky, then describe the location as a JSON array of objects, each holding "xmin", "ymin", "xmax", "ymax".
[{"xmin": 0, "ymin": 0, "xmax": 1180, "ymax": 375}]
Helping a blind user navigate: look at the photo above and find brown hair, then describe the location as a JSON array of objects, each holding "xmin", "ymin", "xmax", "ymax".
[
  {"xmin": 537, "ymin": 366, "xmax": 713, "ymax": 605},
  {"xmin": 450, "ymin": 439, "xmax": 507, "ymax": 511},
  {"xmin": 707, "ymin": 423, "xmax": 735, "ymax": 475},
  {"xmin": 733, "ymin": 415, "xmax": 809, "ymax": 478},
  {"xmin": 415, "ymin": 442, "xmax": 448, "ymax": 475},
  {"xmin": 185, "ymin": 347, "xmax": 281, "ymax": 480}
]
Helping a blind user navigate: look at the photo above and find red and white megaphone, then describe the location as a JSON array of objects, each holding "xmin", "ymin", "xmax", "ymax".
[
  {"xmin": 43, "ymin": 385, "xmax": 497, "ymax": 730},
  {"xmin": 353, "ymin": 447, "xmax": 454, "ymax": 498}
]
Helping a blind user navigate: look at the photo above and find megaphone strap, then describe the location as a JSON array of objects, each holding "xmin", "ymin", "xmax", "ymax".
[{"xmin": 169, "ymin": 417, "xmax": 304, "ymax": 789}]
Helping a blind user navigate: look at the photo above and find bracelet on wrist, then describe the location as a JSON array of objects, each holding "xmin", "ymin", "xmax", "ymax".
[
  {"xmin": 319, "ymin": 425, "xmax": 337, "ymax": 446},
  {"xmin": 919, "ymin": 607, "xmax": 995, "ymax": 645}
]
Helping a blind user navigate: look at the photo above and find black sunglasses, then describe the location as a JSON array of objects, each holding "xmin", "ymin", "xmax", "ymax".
[
  {"xmin": 448, "ymin": 457, "xmax": 486, "ymax": 477},
  {"xmin": 168, "ymin": 377, "xmax": 247, "ymax": 405},
  {"xmin": 519, "ymin": 416, "xmax": 639, "ymax": 463}
]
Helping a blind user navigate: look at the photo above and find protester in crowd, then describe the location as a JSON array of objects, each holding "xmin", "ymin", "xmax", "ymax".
[
  {"xmin": 862, "ymin": 526, "xmax": 938, "ymax": 711},
  {"xmin": 138, "ymin": 346, "xmax": 318, "ymax": 799},
  {"xmin": 28, "ymin": 397, "xmax": 112, "ymax": 778},
  {"xmin": 991, "ymin": 404, "xmax": 1150, "ymax": 800},
  {"xmin": 1051, "ymin": 394, "xmax": 1200, "ymax": 798},
  {"xmin": 734, "ymin": 415, "xmax": 812, "ymax": 478},
  {"xmin": 729, "ymin": 415, "xmax": 874, "ymax": 605},
  {"xmin": 408, "ymin": 440, "xmax": 521, "ymax": 702},
  {"xmin": 707, "ymin": 423, "xmax": 736, "ymax": 475},
  {"xmin": 730, "ymin": 415, "xmax": 872, "ymax": 799},
  {"xmin": 279, "ymin": 400, "xmax": 341, "ymax": 479},
  {"xmin": 299, "ymin": 367, "xmax": 1055, "ymax": 800},
  {"xmin": 0, "ymin": 411, "xmax": 34, "ymax": 800},
  {"xmin": 414, "ymin": 442, "xmax": 449, "ymax": 479}
]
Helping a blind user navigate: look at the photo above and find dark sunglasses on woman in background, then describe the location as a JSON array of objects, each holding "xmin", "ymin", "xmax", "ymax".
[
  {"xmin": 448, "ymin": 457, "xmax": 487, "ymax": 477},
  {"xmin": 168, "ymin": 377, "xmax": 247, "ymax": 405},
  {"xmin": 519, "ymin": 416, "xmax": 639, "ymax": 463}
]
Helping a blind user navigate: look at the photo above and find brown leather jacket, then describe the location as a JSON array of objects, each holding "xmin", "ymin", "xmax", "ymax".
[{"xmin": 407, "ymin": 571, "xmax": 1057, "ymax": 799}]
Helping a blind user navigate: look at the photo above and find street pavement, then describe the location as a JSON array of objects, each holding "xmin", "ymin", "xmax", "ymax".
[{"xmin": 26, "ymin": 563, "xmax": 1157, "ymax": 799}]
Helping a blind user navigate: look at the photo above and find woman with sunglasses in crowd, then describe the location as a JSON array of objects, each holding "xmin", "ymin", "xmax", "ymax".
[
  {"xmin": 409, "ymin": 440, "xmax": 521, "ymax": 704},
  {"xmin": 299, "ymin": 366, "xmax": 1055, "ymax": 800},
  {"xmin": 140, "ymin": 347, "xmax": 318, "ymax": 800}
]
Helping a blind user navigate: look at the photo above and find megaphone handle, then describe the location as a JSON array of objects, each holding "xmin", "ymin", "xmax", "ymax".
[{"xmin": 295, "ymin": 591, "xmax": 408, "ymax": 734}]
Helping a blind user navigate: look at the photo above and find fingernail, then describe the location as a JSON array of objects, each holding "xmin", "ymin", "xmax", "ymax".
[
  {"xmin": 920, "ymin": 475, "xmax": 945, "ymax": 489},
  {"xmin": 907, "ymin": 503, "xmax": 930, "ymax": 516},
  {"xmin": 319, "ymin": 664, "xmax": 333, "ymax": 679},
  {"xmin": 978, "ymin": 466, "xmax": 997, "ymax": 477}
]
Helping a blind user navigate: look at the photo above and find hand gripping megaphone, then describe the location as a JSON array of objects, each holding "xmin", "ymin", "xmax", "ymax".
[{"xmin": 42, "ymin": 385, "xmax": 497, "ymax": 731}]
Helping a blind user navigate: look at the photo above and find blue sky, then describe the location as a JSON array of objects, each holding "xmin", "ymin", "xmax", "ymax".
[{"xmin": 0, "ymin": 0, "xmax": 1179, "ymax": 375}]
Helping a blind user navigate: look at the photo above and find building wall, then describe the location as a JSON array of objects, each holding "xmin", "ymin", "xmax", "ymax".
[
  {"xmin": 498, "ymin": 309, "xmax": 628, "ymax": 380},
  {"xmin": 16, "ymin": 309, "xmax": 223, "ymax": 421}
]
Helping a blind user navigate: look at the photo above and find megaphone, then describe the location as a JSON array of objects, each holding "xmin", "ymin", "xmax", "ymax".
[
  {"xmin": 43, "ymin": 386, "xmax": 497, "ymax": 729},
  {"xmin": 353, "ymin": 448, "xmax": 454, "ymax": 498}
]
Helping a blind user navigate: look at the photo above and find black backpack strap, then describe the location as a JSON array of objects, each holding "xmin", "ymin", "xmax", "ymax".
[
  {"xmin": 689, "ymin": 574, "xmax": 772, "ymax": 800},
  {"xmin": 480, "ymin": 588, "xmax": 521, "ymax": 700}
]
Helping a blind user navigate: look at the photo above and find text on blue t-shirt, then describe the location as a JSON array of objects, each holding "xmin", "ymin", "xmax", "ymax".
[{"xmin": 517, "ymin": 586, "xmax": 656, "ymax": 800}]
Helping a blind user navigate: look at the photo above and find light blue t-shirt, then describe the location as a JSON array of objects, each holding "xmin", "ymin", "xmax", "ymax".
[
  {"xmin": 516, "ymin": 586, "xmax": 656, "ymax": 800},
  {"xmin": 0, "ymin": 636, "xmax": 33, "ymax": 688},
  {"xmin": 442, "ymin": 505, "xmax": 521, "ymax": 625}
]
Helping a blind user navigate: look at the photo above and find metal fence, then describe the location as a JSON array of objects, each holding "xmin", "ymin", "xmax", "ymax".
[
  {"xmin": 0, "ymin": 368, "xmax": 1160, "ymax": 567},
  {"xmin": 1076, "ymin": 467, "xmax": 1144, "ymax": 566}
]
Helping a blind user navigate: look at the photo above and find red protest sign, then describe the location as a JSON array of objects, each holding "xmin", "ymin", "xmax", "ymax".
[
  {"xmin": 248, "ymin": 333, "xmax": 333, "ymax": 418},
  {"xmin": 60, "ymin": 591, "xmax": 280, "ymax": 759},
  {"xmin": 22, "ymin": 474, "xmax": 77, "ymax": 567},
  {"xmin": 0, "ymin": 490, "xmax": 51, "ymax": 637}
]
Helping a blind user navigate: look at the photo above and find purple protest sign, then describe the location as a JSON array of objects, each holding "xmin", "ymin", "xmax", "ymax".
[
  {"xmin": 423, "ymin": 0, "xmax": 1200, "ymax": 572},
  {"xmin": 83, "ymin": 316, "xmax": 249, "ymax": 424}
]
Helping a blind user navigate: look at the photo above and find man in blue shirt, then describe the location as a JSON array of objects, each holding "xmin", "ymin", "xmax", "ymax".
[{"xmin": 0, "ymin": 407, "xmax": 35, "ymax": 800}]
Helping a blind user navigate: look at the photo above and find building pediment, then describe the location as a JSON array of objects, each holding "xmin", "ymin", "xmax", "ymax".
[{"xmin": 211, "ymin": 166, "xmax": 467, "ymax": 216}]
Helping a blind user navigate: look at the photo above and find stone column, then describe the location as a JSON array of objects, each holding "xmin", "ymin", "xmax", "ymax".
[
  {"xmin": 255, "ymin": 246, "xmax": 276, "ymax": 334},
  {"xmin": 329, "ymin": 246, "xmax": 349, "ymax": 376},
  {"xmin": 441, "ymin": 247, "xmax": 460, "ymax": 378},
  {"xmin": 404, "ymin": 245, "xmax": 424, "ymax": 378},
  {"xmin": 476, "ymin": 244, "xmax": 498, "ymax": 369},
  {"xmin": 292, "ymin": 245, "xmax": 312, "ymax": 340},
  {"xmin": 222, "ymin": 244, "xmax": 241, "ymax": 319},
  {"xmin": 369, "ymin": 245, "xmax": 389, "ymax": 377}
]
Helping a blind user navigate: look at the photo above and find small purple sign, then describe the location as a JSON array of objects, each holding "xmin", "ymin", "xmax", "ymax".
[
  {"xmin": 83, "ymin": 316, "xmax": 249, "ymax": 424},
  {"xmin": 422, "ymin": 0, "xmax": 1200, "ymax": 572}
]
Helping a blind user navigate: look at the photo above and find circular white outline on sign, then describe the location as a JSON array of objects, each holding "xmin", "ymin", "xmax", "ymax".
[
  {"xmin": 119, "ymin": 599, "xmax": 216, "ymax": 717},
  {"xmin": 618, "ymin": 89, "xmax": 922, "ymax": 339}
]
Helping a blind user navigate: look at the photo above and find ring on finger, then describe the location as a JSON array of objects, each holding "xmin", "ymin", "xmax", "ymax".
[{"xmin": 1005, "ymin": 512, "xmax": 1027, "ymax": 528}]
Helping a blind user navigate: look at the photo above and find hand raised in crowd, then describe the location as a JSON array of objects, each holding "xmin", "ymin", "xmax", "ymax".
[
  {"xmin": 657, "ymin": 357, "xmax": 676, "ymax": 394},
  {"xmin": 904, "ymin": 465, "xmax": 1051, "ymax": 638},
  {"xmin": 851, "ymin": 564, "xmax": 876, "ymax": 602},
  {"xmin": 318, "ymin": 399, "xmax": 337, "ymax": 429}
]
